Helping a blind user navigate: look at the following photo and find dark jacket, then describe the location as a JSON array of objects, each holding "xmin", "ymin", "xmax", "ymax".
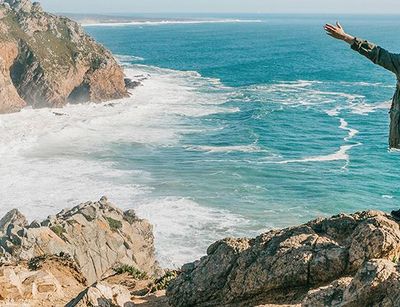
[{"xmin": 351, "ymin": 37, "xmax": 400, "ymax": 148}]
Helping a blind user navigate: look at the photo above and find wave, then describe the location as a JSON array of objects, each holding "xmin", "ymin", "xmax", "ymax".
[
  {"xmin": 185, "ymin": 144, "xmax": 264, "ymax": 153},
  {"xmin": 276, "ymin": 118, "xmax": 360, "ymax": 166},
  {"xmin": 277, "ymin": 144, "xmax": 358, "ymax": 164},
  {"xmin": 339, "ymin": 118, "xmax": 359, "ymax": 141},
  {"xmin": 134, "ymin": 197, "xmax": 253, "ymax": 268},
  {"xmin": 245, "ymin": 80, "xmax": 365, "ymax": 108},
  {"xmin": 82, "ymin": 19, "xmax": 263, "ymax": 27},
  {"xmin": 348, "ymin": 101, "xmax": 391, "ymax": 115},
  {"xmin": 115, "ymin": 54, "xmax": 145, "ymax": 63},
  {"xmin": 0, "ymin": 63, "xmax": 244, "ymax": 267}
]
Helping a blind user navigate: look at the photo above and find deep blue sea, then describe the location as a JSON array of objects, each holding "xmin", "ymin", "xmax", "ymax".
[{"xmin": 2, "ymin": 14, "xmax": 400, "ymax": 267}]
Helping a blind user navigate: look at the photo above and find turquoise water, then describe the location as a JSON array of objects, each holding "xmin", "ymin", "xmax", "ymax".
[
  {"xmin": 86, "ymin": 15, "xmax": 400, "ymax": 219},
  {"xmin": 2, "ymin": 15, "xmax": 400, "ymax": 267}
]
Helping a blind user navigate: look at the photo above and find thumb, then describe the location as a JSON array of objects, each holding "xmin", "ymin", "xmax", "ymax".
[{"xmin": 336, "ymin": 21, "xmax": 343, "ymax": 29}]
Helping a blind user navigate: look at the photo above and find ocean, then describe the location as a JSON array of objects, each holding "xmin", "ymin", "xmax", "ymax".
[{"xmin": 2, "ymin": 14, "xmax": 400, "ymax": 268}]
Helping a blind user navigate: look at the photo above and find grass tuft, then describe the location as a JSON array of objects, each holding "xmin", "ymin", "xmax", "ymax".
[
  {"xmin": 106, "ymin": 217, "xmax": 122, "ymax": 231},
  {"xmin": 114, "ymin": 264, "xmax": 147, "ymax": 280}
]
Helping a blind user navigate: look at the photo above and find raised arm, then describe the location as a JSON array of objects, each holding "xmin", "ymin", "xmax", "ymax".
[{"xmin": 324, "ymin": 22, "xmax": 400, "ymax": 76}]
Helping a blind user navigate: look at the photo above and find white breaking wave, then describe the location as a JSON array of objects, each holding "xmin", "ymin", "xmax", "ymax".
[
  {"xmin": 247, "ymin": 80, "xmax": 365, "ymax": 108},
  {"xmin": 277, "ymin": 144, "xmax": 357, "ymax": 164},
  {"xmin": 115, "ymin": 54, "xmax": 145, "ymax": 62},
  {"xmin": 83, "ymin": 19, "xmax": 263, "ymax": 27},
  {"xmin": 134, "ymin": 197, "xmax": 251, "ymax": 268},
  {"xmin": 348, "ymin": 101, "xmax": 391, "ymax": 115},
  {"xmin": 340, "ymin": 118, "xmax": 359, "ymax": 142},
  {"xmin": 0, "ymin": 63, "xmax": 244, "ymax": 268},
  {"xmin": 185, "ymin": 144, "xmax": 263, "ymax": 153},
  {"xmin": 276, "ymin": 118, "xmax": 360, "ymax": 166}
]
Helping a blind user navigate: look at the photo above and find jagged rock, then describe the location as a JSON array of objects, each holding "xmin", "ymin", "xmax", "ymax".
[
  {"xmin": 0, "ymin": 0, "xmax": 127, "ymax": 113},
  {"xmin": 0, "ymin": 208, "xmax": 27, "ymax": 233},
  {"xmin": 341, "ymin": 259, "xmax": 400, "ymax": 306},
  {"xmin": 0, "ymin": 197, "xmax": 161, "ymax": 284},
  {"xmin": 67, "ymin": 282, "xmax": 133, "ymax": 307},
  {"xmin": 4, "ymin": 0, "xmax": 32, "ymax": 13},
  {"xmin": 302, "ymin": 277, "xmax": 352, "ymax": 307},
  {"xmin": 167, "ymin": 211, "xmax": 400, "ymax": 306},
  {"xmin": 124, "ymin": 78, "xmax": 142, "ymax": 89}
]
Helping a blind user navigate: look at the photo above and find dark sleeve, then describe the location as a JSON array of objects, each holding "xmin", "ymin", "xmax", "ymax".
[{"xmin": 351, "ymin": 37, "xmax": 400, "ymax": 76}]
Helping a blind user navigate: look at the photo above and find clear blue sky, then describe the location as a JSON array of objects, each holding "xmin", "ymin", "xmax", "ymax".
[{"xmin": 38, "ymin": 0, "xmax": 400, "ymax": 14}]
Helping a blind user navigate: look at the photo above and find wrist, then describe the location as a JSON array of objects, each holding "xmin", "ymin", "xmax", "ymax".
[{"xmin": 342, "ymin": 34, "xmax": 355, "ymax": 44}]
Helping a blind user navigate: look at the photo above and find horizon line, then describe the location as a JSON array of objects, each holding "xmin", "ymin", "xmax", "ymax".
[{"xmin": 55, "ymin": 11, "xmax": 400, "ymax": 16}]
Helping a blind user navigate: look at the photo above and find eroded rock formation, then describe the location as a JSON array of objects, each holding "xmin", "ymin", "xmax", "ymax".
[
  {"xmin": 0, "ymin": 0, "xmax": 127, "ymax": 113},
  {"xmin": 2, "ymin": 202, "xmax": 400, "ymax": 306},
  {"xmin": 167, "ymin": 210, "xmax": 400, "ymax": 307},
  {"xmin": 0, "ymin": 196, "xmax": 160, "ymax": 284}
]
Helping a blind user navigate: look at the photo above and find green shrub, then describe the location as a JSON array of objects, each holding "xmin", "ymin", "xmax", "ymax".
[
  {"xmin": 50, "ymin": 225, "xmax": 65, "ymax": 238},
  {"xmin": 114, "ymin": 264, "xmax": 147, "ymax": 280},
  {"xmin": 149, "ymin": 270, "xmax": 180, "ymax": 293},
  {"xmin": 106, "ymin": 217, "xmax": 122, "ymax": 231}
]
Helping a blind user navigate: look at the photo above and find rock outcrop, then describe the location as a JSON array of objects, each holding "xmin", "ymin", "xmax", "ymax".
[
  {"xmin": 0, "ymin": 0, "xmax": 127, "ymax": 113},
  {"xmin": 0, "ymin": 254, "xmax": 87, "ymax": 306},
  {"xmin": 167, "ymin": 210, "xmax": 400, "ymax": 306},
  {"xmin": 2, "ymin": 203, "xmax": 400, "ymax": 306},
  {"xmin": 0, "ymin": 196, "xmax": 160, "ymax": 284}
]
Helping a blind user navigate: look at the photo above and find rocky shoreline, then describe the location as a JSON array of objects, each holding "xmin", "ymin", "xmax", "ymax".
[
  {"xmin": 1, "ymin": 197, "xmax": 400, "ymax": 306},
  {"xmin": 0, "ymin": 0, "xmax": 128, "ymax": 113}
]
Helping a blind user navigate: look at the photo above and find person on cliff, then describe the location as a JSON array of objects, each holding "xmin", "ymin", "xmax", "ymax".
[{"xmin": 325, "ymin": 22, "xmax": 400, "ymax": 219}]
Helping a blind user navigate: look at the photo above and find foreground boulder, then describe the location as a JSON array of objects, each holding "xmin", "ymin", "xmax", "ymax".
[
  {"xmin": 0, "ymin": 197, "xmax": 161, "ymax": 284},
  {"xmin": 0, "ymin": 0, "xmax": 127, "ymax": 113},
  {"xmin": 167, "ymin": 211, "xmax": 400, "ymax": 306}
]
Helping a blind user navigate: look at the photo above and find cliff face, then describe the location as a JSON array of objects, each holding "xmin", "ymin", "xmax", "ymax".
[
  {"xmin": 2, "ymin": 204, "xmax": 400, "ymax": 306},
  {"xmin": 0, "ymin": 197, "xmax": 161, "ymax": 284},
  {"xmin": 0, "ymin": 0, "xmax": 127, "ymax": 113},
  {"xmin": 167, "ymin": 210, "xmax": 400, "ymax": 307}
]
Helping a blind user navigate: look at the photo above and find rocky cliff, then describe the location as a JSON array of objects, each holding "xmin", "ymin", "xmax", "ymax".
[
  {"xmin": 167, "ymin": 210, "xmax": 400, "ymax": 307},
  {"xmin": 0, "ymin": 0, "xmax": 127, "ymax": 113},
  {"xmin": 2, "ymin": 204, "xmax": 400, "ymax": 306},
  {"xmin": 0, "ymin": 196, "xmax": 160, "ymax": 285}
]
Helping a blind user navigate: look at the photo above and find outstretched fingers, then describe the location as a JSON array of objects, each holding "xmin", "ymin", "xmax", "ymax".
[{"xmin": 324, "ymin": 24, "xmax": 337, "ymax": 31}]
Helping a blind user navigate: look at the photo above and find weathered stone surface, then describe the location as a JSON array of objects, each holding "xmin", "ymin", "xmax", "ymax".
[
  {"xmin": 0, "ymin": 208, "xmax": 27, "ymax": 233},
  {"xmin": 0, "ymin": 197, "xmax": 160, "ymax": 284},
  {"xmin": 167, "ymin": 211, "xmax": 400, "ymax": 306},
  {"xmin": 0, "ymin": 255, "xmax": 86, "ymax": 306},
  {"xmin": 302, "ymin": 277, "xmax": 352, "ymax": 307},
  {"xmin": 0, "ymin": 0, "xmax": 127, "ymax": 113},
  {"xmin": 67, "ymin": 282, "xmax": 133, "ymax": 307},
  {"xmin": 341, "ymin": 259, "xmax": 400, "ymax": 306}
]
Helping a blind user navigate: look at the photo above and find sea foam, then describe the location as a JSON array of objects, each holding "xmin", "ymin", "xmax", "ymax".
[{"xmin": 0, "ymin": 63, "xmax": 244, "ymax": 268}]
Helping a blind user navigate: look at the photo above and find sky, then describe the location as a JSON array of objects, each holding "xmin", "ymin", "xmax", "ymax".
[{"xmin": 38, "ymin": 0, "xmax": 400, "ymax": 15}]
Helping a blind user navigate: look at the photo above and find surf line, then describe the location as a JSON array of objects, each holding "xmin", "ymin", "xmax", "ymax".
[{"xmin": 276, "ymin": 117, "xmax": 361, "ymax": 166}]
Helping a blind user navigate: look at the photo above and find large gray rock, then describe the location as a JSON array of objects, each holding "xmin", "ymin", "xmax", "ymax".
[
  {"xmin": 0, "ymin": 197, "xmax": 161, "ymax": 284},
  {"xmin": 167, "ymin": 211, "xmax": 400, "ymax": 306}
]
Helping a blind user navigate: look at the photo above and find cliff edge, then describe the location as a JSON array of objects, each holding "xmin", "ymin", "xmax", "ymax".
[
  {"xmin": 167, "ymin": 210, "xmax": 400, "ymax": 307},
  {"xmin": 0, "ymin": 0, "xmax": 128, "ymax": 113},
  {"xmin": 2, "ymin": 203, "xmax": 400, "ymax": 306}
]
